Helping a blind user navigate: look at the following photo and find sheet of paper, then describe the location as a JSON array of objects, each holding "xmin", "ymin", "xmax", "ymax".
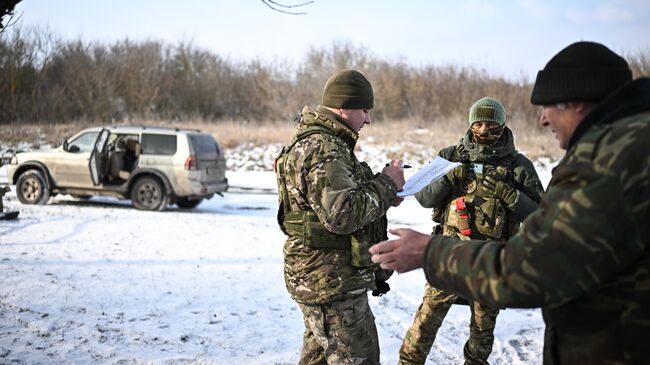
[{"xmin": 397, "ymin": 157, "xmax": 461, "ymax": 197}]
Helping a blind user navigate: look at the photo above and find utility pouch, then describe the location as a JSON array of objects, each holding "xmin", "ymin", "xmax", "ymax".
[
  {"xmin": 283, "ymin": 211, "xmax": 350, "ymax": 249},
  {"xmin": 350, "ymin": 236, "xmax": 372, "ymax": 268},
  {"xmin": 351, "ymin": 216, "xmax": 388, "ymax": 268},
  {"xmin": 474, "ymin": 197, "xmax": 507, "ymax": 239}
]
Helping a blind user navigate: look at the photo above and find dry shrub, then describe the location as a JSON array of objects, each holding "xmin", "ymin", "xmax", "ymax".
[{"xmin": 1, "ymin": 117, "xmax": 564, "ymax": 162}]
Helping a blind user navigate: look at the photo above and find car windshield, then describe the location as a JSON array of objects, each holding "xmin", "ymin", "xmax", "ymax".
[{"xmin": 68, "ymin": 132, "xmax": 100, "ymax": 153}]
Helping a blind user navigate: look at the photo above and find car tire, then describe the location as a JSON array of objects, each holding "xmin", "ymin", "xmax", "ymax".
[
  {"xmin": 131, "ymin": 176, "xmax": 168, "ymax": 211},
  {"xmin": 176, "ymin": 197, "xmax": 203, "ymax": 209},
  {"xmin": 16, "ymin": 170, "xmax": 50, "ymax": 205}
]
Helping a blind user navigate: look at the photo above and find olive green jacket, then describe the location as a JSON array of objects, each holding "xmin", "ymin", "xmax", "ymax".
[{"xmin": 415, "ymin": 127, "xmax": 544, "ymax": 236}]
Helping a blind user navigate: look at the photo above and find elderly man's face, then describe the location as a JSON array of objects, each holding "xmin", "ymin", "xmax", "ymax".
[{"xmin": 538, "ymin": 104, "xmax": 584, "ymax": 150}]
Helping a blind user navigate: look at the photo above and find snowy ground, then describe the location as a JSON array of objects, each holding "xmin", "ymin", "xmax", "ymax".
[{"xmin": 0, "ymin": 152, "xmax": 553, "ymax": 365}]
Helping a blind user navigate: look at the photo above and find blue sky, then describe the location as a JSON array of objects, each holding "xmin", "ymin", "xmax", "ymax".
[{"xmin": 10, "ymin": 0, "xmax": 650, "ymax": 80}]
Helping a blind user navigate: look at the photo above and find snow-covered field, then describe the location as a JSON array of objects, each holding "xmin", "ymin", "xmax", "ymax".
[{"xmin": 0, "ymin": 149, "xmax": 554, "ymax": 365}]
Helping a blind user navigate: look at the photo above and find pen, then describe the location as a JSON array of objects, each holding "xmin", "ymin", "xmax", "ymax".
[{"xmin": 386, "ymin": 163, "xmax": 412, "ymax": 168}]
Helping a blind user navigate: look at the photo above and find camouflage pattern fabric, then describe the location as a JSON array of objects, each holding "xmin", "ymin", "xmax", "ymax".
[
  {"xmin": 423, "ymin": 78, "xmax": 650, "ymax": 364},
  {"xmin": 401, "ymin": 126, "xmax": 543, "ymax": 364},
  {"xmin": 399, "ymin": 284, "xmax": 499, "ymax": 365},
  {"xmin": 298, "ymin": 293, "xmax": 379, "ymax": 365},
  {"xmin": 277, "ymin": 105, "xmax": 397, "ymax": 305},
  {"xmin": 276, "ymin": 105, "xmax": 397, "ymax": 364}
]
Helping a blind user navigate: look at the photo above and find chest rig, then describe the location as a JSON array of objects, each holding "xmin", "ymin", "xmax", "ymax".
[{"xmin": 439, "ymin": 143, "xmax": 519, "ymax": 240}]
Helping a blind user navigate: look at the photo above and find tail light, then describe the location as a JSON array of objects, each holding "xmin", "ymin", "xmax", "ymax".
[{"xmin": 185, "ymin": 155, "xmax": 197, "ymax": 170}]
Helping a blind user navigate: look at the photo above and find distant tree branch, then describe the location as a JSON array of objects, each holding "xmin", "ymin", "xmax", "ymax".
[
  {"xmin": 0, "ymin": 0, "xmax": 22, "ymax": 32},
  {"xmin": 260, "ymin": 0, "xmax": 314, "ymax": 15}
]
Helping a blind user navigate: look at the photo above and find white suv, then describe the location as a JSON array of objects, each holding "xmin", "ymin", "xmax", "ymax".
[{"xmin": 7, "ymin": 126, "xmax": 228, "ymax": 210}]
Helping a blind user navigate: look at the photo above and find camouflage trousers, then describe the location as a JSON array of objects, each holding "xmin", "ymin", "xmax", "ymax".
[
  {"xmin": 297, "ymin": 293, "xmax": 380, "ymax": 365},
  {"xmin": 398, "ymin": 284, "xmax": 500, "ymax": 365}
]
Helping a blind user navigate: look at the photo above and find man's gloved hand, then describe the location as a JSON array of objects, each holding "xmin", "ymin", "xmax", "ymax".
[
  {"xmin": 481, "ymin": 174, "xmax": 517, "ymax": 205},
  {"xmin": 372, "ymin": 279, "xmax": 390, "ymax": 297},
  {"xmin": 372, "ymin": 268, "xmax": 393, "ymax": 296}
]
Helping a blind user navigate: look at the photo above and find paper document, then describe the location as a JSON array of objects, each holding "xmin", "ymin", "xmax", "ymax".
[{"xmin": 397, "ymin": 157, "xmax": 461, "ymax": 197}]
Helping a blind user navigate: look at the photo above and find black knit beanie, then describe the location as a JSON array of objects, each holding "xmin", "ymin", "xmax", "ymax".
[
  {"xmin": 321, "ymin": 69, "xmax": 374, "ymax": 109},
  {"xmin": 531, "ymin": 41, "xmax": 632, "ymax": 105}
]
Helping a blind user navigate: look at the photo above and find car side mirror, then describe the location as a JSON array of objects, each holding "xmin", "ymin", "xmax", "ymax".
[
  {"xmin": 63, "ymin": 139, "xmax": 69, "ymax": 151},
  {"xmin": 68, "ymin": 145, "xmax": 80, "ymax": 153}
]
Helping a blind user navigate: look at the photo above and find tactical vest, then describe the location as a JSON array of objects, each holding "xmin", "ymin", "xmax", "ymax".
[
  {"xmin": 437, "ymin": 144, "xmax": 520, "ymax": 240},
  {"xmin": 275, "ymin": 124, "xmax": 387, "ymax": 268}
]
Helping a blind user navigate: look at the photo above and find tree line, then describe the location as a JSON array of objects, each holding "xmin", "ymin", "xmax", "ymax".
[{"xmin": 1, "ymin": 27, "xmax": 648, "ymax": 126}]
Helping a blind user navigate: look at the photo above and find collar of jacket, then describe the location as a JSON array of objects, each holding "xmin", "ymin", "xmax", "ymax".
[
  {"xmin": 460, "ymin": 126, "xmax": 517, "ymax": 164},
  {"xmin": 568, "ymin": 77, "xmax": 650, "ymax": 150},
  {"xmin": 296, "ymin": 105, "xmax": 359, "ymax": 149}
]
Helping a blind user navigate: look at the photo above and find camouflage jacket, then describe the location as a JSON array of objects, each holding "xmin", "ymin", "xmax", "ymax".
[
  {"xmin": 277, "ymin": 106, "xmax": 398, "ymax": 305},
  {"xmin": 415, "ymin": 127, "xmax": 544, "ymax": 238},
  {"xmin": 423, "ymin": 78, "xmax": 650, "ymax": 365}
]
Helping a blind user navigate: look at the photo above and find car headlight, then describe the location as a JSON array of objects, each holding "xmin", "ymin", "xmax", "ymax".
[{"xmin": 10, "ymin": 156, "xmax": 18, "ymax": 164}]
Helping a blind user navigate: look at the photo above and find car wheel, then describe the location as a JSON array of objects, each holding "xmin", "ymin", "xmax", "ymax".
[
  {"xmin": 176, "ymin": 197, "xmax": 203, "ymax": 209},
  {"xmin": 131, "ymin": 176, "xmax": 167, "ymax": 211},
  {"xmin": 16, "ymin": 170, "xmax": 50, "ymax": 205}
]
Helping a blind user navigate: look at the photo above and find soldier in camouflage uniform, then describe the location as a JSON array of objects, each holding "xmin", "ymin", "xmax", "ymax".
[
  {"xmin": 398, "ymin": 97, "xmax": 544, "ymax": 365},
  {"xmin": 371, "ymin": 41, "xmax": 650, "ymax": 365},
  {"xmin": 275, "ymin": 69, "xmax": 405, "ymax": 365}
]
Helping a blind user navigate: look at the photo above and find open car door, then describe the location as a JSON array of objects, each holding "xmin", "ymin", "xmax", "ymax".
[{"xmin": 89, "ymin": 129, "xmax": 110, "ymax": 186}]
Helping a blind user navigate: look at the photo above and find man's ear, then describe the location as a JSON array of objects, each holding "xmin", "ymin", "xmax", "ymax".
[
  {"xmin": 573, "ymin": 102, "xmax": 595, "ymax": 119},
  {"xmin": 572, "ymin": 102, "xmax": 586, "ymax": 113}
]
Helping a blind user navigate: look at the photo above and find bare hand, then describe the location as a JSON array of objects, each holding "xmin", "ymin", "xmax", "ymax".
[
  {"xmin": 369, "ymin": 228, "xmax": 431, "ymax": 273},
  {"xmin": 382, "ymin": 159, "xmax": 405, "ymax": 191},
  {"xmin": 392, "ymin": 196, "xmax": 404, "ymax": 207}
]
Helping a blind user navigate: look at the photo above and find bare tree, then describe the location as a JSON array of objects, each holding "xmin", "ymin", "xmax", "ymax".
[
  {"xmin": 260, "ymin": 0, "xmax": 314, "ymax": 15},
  {"xmin": 0, "ymin": 0, "xmax": 21, "ymax": 31}
]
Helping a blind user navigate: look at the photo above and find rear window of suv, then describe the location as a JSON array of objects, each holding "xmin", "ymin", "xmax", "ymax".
[
  {"xmin": 189, "ymin": 134, "xmax": 220, "ymax": 156},
  {"xmin": 141, "ymin": 134, "xmax": 177, "ymax": 155}
]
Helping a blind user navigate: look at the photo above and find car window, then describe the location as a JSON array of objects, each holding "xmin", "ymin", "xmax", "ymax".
[
  {"xmin": 68, "ymin": 132, "xmax": 100, "ymax": 153},
  {"xmin": 189, "ymin": 134, "xmax": 220, "ymax": 156},
  {"xmin": 141, "ymin": 134, "xmax": 177, "ymax": 155}
]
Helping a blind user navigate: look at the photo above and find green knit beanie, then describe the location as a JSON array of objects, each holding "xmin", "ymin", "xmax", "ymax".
[
  {"xmin": 321, "ymin": 69, "xmax": 374, "ymax": 109},
  {"xmin": 468, "ymin": 97, "xmax": 507, "ymax": 126}
]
